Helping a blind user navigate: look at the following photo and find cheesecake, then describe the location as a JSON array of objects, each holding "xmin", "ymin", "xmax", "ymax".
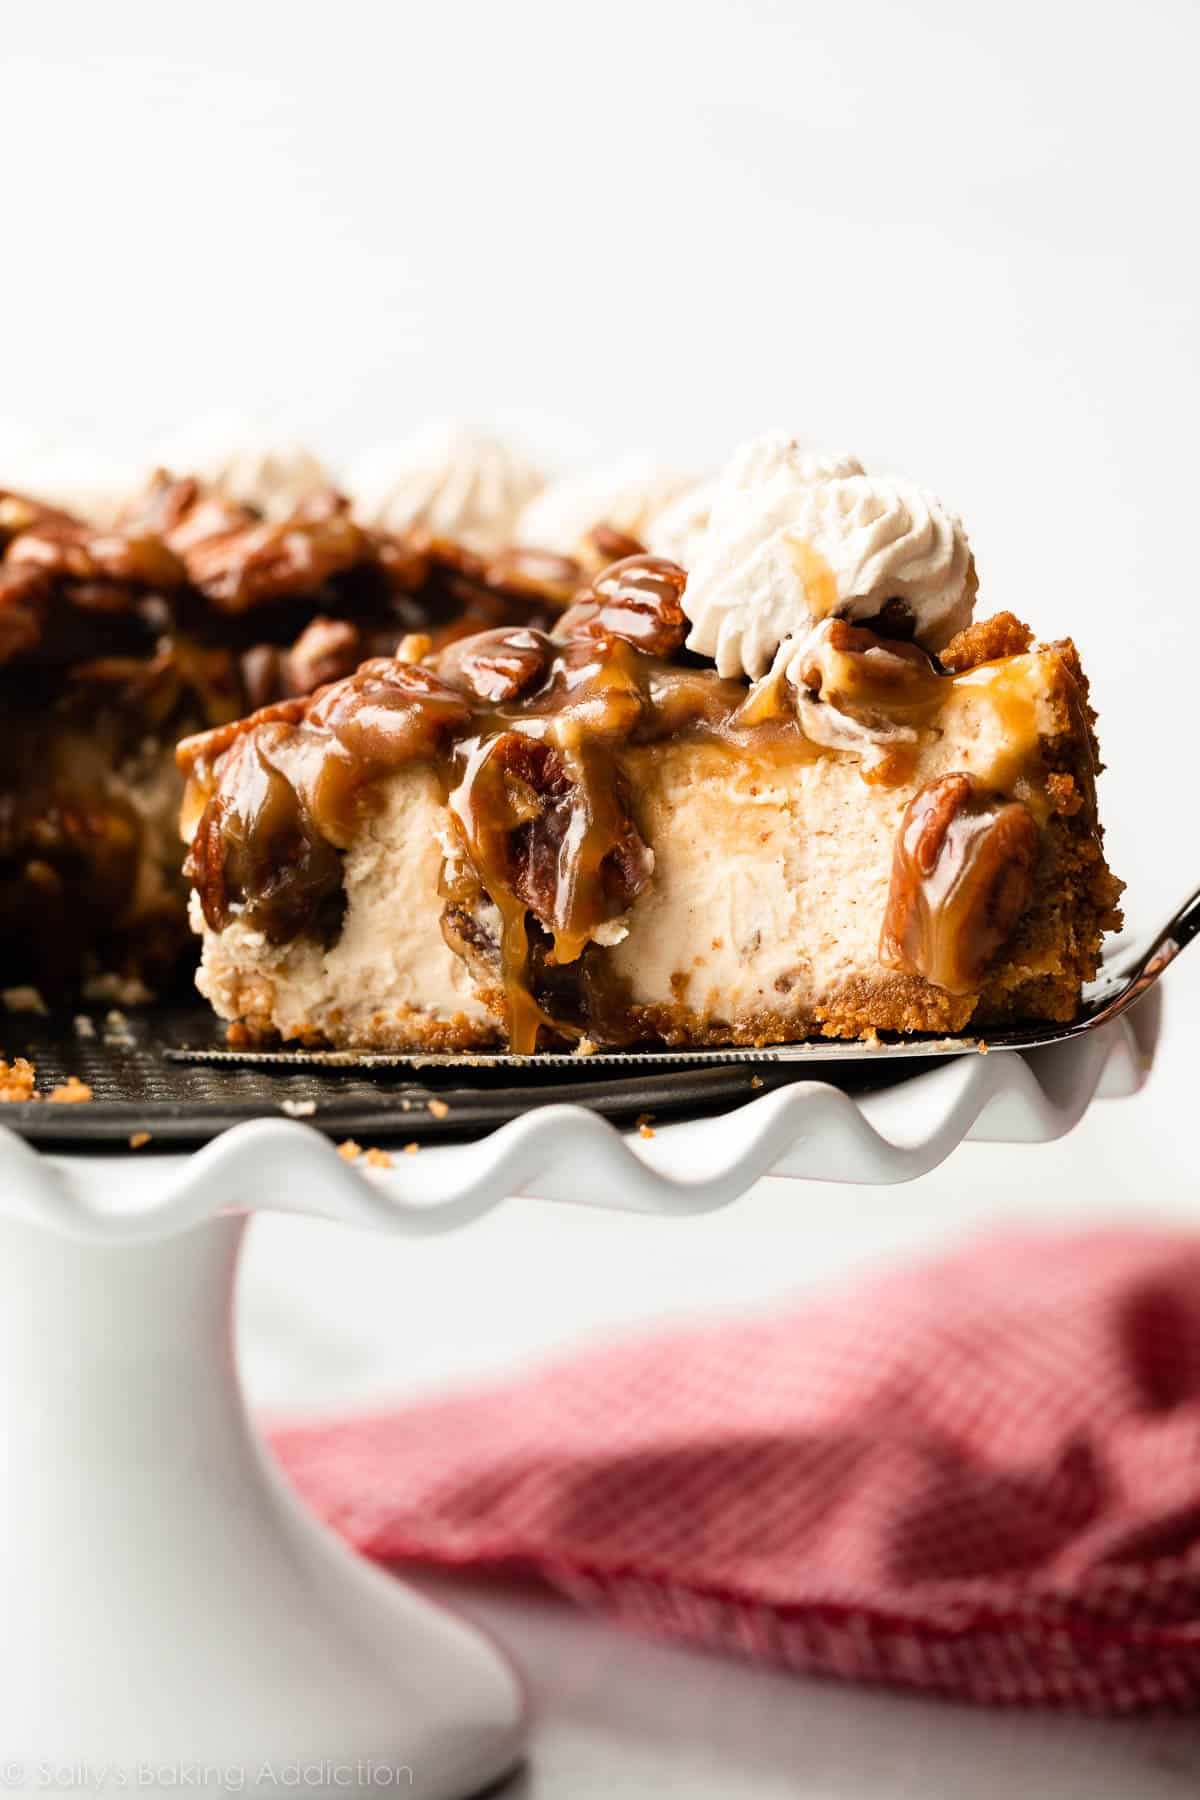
[
  {"xmin": 0, "ymin": 468, "xmax": 576, "ymax": 994},
  {"xmin": 180, "ymin": 435, "xmax": 1123, "ymax": 1051}
]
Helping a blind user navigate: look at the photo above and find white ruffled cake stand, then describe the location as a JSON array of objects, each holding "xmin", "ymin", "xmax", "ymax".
[{"xmin": 0, "ymin": 1017, "xmax": 1147, "ymax": 1799}]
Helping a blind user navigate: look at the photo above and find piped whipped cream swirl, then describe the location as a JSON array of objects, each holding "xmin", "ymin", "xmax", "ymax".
[
  {"xmin": 683, "ymin": 433, "xmax": 975, "ymax": 678},
  {"xmin": 155, "ymin": 415, "xmax": 332, "ymax": 519},
  {"xmin": 515, "ymin": 458, "xmax": 700, "ymax": 561},
  {"xmin": 348, "ymin": 425, "xmax": 544, "ymax": 553}
]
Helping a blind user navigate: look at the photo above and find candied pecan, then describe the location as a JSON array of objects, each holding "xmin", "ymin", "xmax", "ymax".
[
  {"xmin": 452, "ymin": 730, "xmax": 650, "ymax": 940},
  {"xmin": 787, "ymin": 619, "xmax": 945, "ymax": 775},
  {"xmin": 6, "ymin": 521, "xmax": 186, "ymax": 589},
  {"xmin": 119, "ymin": 471, "xmax": 255, "ymax": 551},
  {"xmin": 307, "ymin": 658, "xmax": 471, "ymax": 765},
  {"xmin": 880, "ymin": 772, "xmax": 1039, "ymax": 994},
  {"xmin": 793, "ymin": 618, "xmax": 938, "ymax": 698},
  {"xmin": 437, "ymin": 627, "xmax": 552, "ymax": 703},
  {"xmin": 285, "ymin": 616, "xmax": 363, "ymax": 695},
  {"xmin": 239, "ymin": 645, "xmax": 286, "ymax": 712},
  {"xmin": 176, "ymin": 696, "xmax": 310, "ymax": 774},
  {"xmin": 0, "ymin": 564, "xmax": 50, "ymax": 663},
  {"xmin": 484, "ymin": 546, "xmax": 583, "ymax": 608},
  {"xmin": 375, "ymin": 533, "xmax": 433, "ymax": 592},
  {"xmin": 557, "ymin": 554, "xmax": 688, "ymax": 657},
  {"xmin": 185, "ymin": 732, "xmax": 344, "ymax": 944},
  {"xmin": 0, "ymin": 489, "xmax": 80, "ymax": 549},
  {"xmin": 585, "ymin": 524, "xmax": 647, "ymax": 564},
  {"xmin": 182, "ymin": 513, "xmax": 370, "ymax": 612}
]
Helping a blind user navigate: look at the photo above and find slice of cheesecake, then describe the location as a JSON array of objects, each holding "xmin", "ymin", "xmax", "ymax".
[{"xmin": 180, "ymin": 538, "xmax": 1122, "ymax": 1053}]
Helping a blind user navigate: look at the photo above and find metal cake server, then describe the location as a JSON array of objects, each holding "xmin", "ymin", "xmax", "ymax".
[{"xmin": 168, "ymin": 883, "xmax": 1200, "ymax": 1072}]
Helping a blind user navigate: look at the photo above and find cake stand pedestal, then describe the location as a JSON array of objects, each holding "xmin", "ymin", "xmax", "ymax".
[
  {"xmin": 0, "ymin": 1015, "xmax": 1149, "ymax": 1799},
  {"xmin": 0, "ymin": 1211, "xmax": 523, "ymax": 1799}
]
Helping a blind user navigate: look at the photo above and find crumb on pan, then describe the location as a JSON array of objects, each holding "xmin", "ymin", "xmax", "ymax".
[
  {"xmin": 281, "ymin": 1098, "xmax": 317, "ymax": 1118},
  {"xmin": 48, "ymin": 1076, "xmax": 93, "ymax": 1104},
  {"xmin": 129, "ymin": 1130, "xmax": 151, "ymax": 1149},
  {"xmin": 0, "ymin": 1058, "xmax": 38, "ymax": 1102},
  {"xmin": 337, "ymin": 1139, "xmax": 362, "ymax": 1161},
  {"xmin": 428, "ymin": 1098, "xmax": 449, "ymax": 1119},
  {"xmin": 363, "ymin": 1147, "xmax": 392, "ymax": 1169}
]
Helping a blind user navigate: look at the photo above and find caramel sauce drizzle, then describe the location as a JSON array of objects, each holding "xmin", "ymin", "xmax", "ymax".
[
  {"xmin": 879, "ymin": 774, "xmax": 1040, "ymax": 993},
  {"xmin": 787, "ymin": 536, "xmax": 840, "ymax": 619},
  {"xmin": 180, "ymin": 556, "xmax": 1060, "ymax": 1049}
]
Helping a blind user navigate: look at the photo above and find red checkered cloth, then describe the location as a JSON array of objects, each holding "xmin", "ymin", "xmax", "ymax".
[{"xmin": 273, "ymin": 1227, "xmax": 1200, "ymax": 1711}]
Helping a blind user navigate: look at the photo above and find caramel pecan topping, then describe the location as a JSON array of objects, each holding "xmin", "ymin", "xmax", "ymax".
[
  {"xmin": 306, "ymin": 658, "xmax": 472, "ymax": 766},
  {"xmin": 880, "ymin": 772, "xmax": 1039, "ymax": 994},
  {"xmin": 375, "ymin": 532, "xmax": 435, "ymax": 592},
  {"xmin": 0, "ymin": 564, "xmax": 51, "ymax": 663},
  {"xmin": 176, "ymin": 696, "xmax": 310, "ymax": 774},
  {"xmin": 447, "ymin": 726, "xmax": 652, "ymax": 1049},
  {"xmin": 482, "ymin": 546, "xmax": 582, "ymax": 608},
  {"xmin": 0, "ymin": 489, "xmax": 81, "ymax": 549},
  {"xmin": 585, "ymin": 524, "xmax": 647, "ymax": 564},
  {"xmin": 6, "ymin": 520, "xmax": 186, "ymax": 590},
  {"xmin": 557, "ymin": 554, "xmax": 688, "ymax": 657},
  {"xmin": 117, "ymin": 471, "xmax": 255, "ymax": 549},
  {"xmin": 285, "ymin": 616, "xmax": 363, "ymax": 696},
  {"xmin": 239, "ymin": 644, "xmax": 286, "ymax": 713},
  {"xmin": 793, "ymin": 618, "xmax": 941, "ymax": 708},
  {"xmin": 437, "ymin": 626, "xmax": 552, "ymax": 703},
  {"xmin": 182, "ymin": 512, "xmax": 370, "ymax": 612},
  {"xmin": 185, "ymin": 730, "xmax": 344, "ymax": 945}
]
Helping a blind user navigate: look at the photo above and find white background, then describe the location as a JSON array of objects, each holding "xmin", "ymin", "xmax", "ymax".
[
  {"xmin": 7, "ymin": 3, "xmax": 1200, "ymax": 1794},
  {"xmin": 4, "ymin": 0, "xmax": 1197, "ymax": 923}
]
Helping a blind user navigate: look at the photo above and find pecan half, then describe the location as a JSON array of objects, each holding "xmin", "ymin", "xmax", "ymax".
[
  {"xmin": 306, "ymin": 657, "xmax": 471, "ymax": 765},
  {"xmin": 0, "ymin": 489, "xmax": 81, "ymax": 549},
  {"xmin": 451, "ymin": 731, "xmax": 651, "ymax": 941},
  {"xmin": 792, "ymin": 618, "xmax": 941, "ymax": 712},
  {"xmin": 185, "ymin": 731, "xmax": 344, "ymax": 945},
  {"xmin": 176, "ymin": 695, "xmax": 310, "ymax": 775},
  {"xmin": 6, "ymin": 521, "xmax": 186, "ymax": 589},
  {"xmin": 182, "ymin": 513, "xmax": 370, "ymax": 612},
  {"xmin": 880, "ymin": 772, "xmax": 1039, "ymax": 994},
  {"xmin": 239, "ymin": 645, "xmax": 286, "ymax": 712},
  {"xmin": 117, "ymin": 471, "xmax": 256, "ymax": 549},
  {"xmin": 0, "ymin": 564, "xmax": 51, "ymax": 663},
  {"xmin": 437, "ymin": 627, "xmax": 552, "ymax": 703},
  {"xmin": 585, "ymin": 524, "xmax": 647, "ymax": 564},
  {"xmin": 483, "ymin": 546, "xmax": 582, "ymax": 608},
  {"xmin": 557, "ymin": 554, "xmax": 688, "ymax": 657},
  {"xmin": 285, "ymin": 616, "xmax": 364, "ymax": 696}
]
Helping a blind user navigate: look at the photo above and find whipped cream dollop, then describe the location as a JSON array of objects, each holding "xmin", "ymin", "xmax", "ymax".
[
  {"xmin": 515, "ymin": 458, "xmax": 700, "ymax": 561},
  {"xmin": 347, "ymin": 425, "xmax": 544, "ymax": 554},
  {"xmin": 643, "ymin": 474, "xmax": 720, "ymax": 570},
  {"xmin": 155, "ymin": 415, "xmax": 332, "ymax": 519},
  {"xmin": 682, "ymin": 433, "xmax": 975, "ymax": 678}
]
